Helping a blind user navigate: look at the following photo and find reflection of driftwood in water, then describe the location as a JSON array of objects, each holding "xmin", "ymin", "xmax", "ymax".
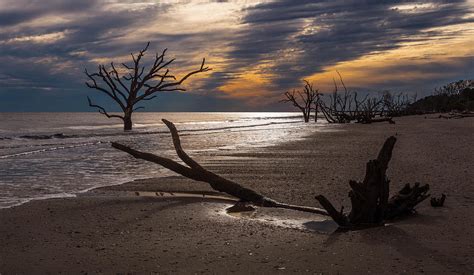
[
  {"xmin": 112, "ymin": 119, "xmax": 328, "ymax": 216},
  {"xmin": 315, "ymin": 136, "xmax": 430, "ymax": 228}
]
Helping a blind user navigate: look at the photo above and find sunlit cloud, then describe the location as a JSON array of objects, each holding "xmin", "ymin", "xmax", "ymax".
[
  {"xmin": 306, "ymin": 23, "xmax": 474, "ymax": 93},
  {"xmin": 1, "ymin": 31, "xmax": 71, "ymax": 45},
  {"xmin": 0, "ymin": 0, "xmax": 473, "ymax": 111}
]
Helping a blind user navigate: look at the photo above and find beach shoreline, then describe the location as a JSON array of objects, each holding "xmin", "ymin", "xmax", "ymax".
[{"xmin": 1, "ymin": 115, "xmax": 473, "ymax": 274}]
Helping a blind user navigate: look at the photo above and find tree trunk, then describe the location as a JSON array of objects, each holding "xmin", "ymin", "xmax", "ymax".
[
  {"xmin": 303, "ymin": 110, "xmax": 310, "ymax": 122},
  {"xmin": 315, "ymin": 136, "xmax": 430, "ymax": 228},
  {"xmin": 314, "ymin": 104, "xmax": 318, "ymax": 122},
  {"xmin": 123, "ymin": 111, "xmax": 133, "ymax": 131}
]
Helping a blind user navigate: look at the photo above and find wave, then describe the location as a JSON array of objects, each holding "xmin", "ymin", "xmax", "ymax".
[
  {"xmin": 1, "ymin": 120, "xmax": 303, "ymax": 142},
  {"xmin": 0, "ymin": 192, "xmax": 77, "ymax": 209},
  {"xmin": 0, "ymin": 141, "xmax": 103, "ymax": 159},
  {"xmin": 67, "ymin": 124, "xmax": 125, "ymax": 130},
  {"xmin": 19, "ymin": 133, "xmax": 77, "ymax": 140}
]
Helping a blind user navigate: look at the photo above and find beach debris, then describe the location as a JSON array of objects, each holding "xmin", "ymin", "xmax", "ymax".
[
  {"xmin": 112, "ymin": 120, "xmax": 431, "ymax": 230},
  {"xmin": 438, "ymin": 111, "xmax": 474, "ymax": 119},
  {"xmin": 315, "ymin": 136, "xmax": 430, "ymax": 228},
  {"xmin": 226, "ymin": 202, "xmax": 256, "ymax": 213},
  {"xmin": 430, "ymin": 194, "xmax": 446, "ymax": 207},
  {"xmin": 316, "ymin": 72, "xmax": 400, "ymax": 124},
  {"xmin": 112, "ymin": 119, "xmax": 328, "ymax": 216}
]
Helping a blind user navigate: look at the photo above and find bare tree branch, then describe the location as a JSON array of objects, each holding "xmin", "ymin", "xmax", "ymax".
[
  {"xmin": 85, "ymin": 42, "xmax": 211, "ymax": 130},
  {"xmin": 281, "ymin": 80, "xmax": 320, "ymax": 122},
  {"xmin": 87, "ymin": 97, "xmax": 124, "ymax": 120},
  {"xmin": 112, "ymin": 119, "xmax": 329, "ymax": 215}
]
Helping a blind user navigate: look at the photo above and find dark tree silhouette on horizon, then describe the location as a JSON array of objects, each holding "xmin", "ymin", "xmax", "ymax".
[
  {"xmin": 85, "ymin": 42, "xmax": 211, "ymax": 131},
  {"xmin": 281, "ymin": 80, "xmax": 320, "ymax": 122}
]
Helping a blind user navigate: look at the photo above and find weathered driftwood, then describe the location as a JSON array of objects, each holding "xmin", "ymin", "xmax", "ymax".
[
  {"xmin": 112, "ymin": 119, "xmax": 329, "ymax": 216},
  {"xmin": 439, "ymin": 112, "xmax": 474, "ymax": 119},
  {"xmin": 315, "ymin": 136, "xmax": 430, "ymax": 228},
  {"xmin": 430, "ymin": 194, "xmax": 446, "ymax": 207},
  {"xmin": 385, "ymin": 182, "xmax": 430, "ymax": 219},
  {"xmin": 361, "ymin": 117, "xmax": 395, "ymax": 124},
  {"xmin": 113, "ymin": 121, "xmax": 430, "ymax": 229}
]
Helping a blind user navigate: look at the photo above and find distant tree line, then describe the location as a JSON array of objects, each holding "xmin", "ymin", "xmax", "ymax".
[
  {"xmin": 282, "ymin": 77, "xmax": 474, "ymax": 123},
  {"xmin": 84, "ymin": 42, "xmax": 472, "ymax": 129},
  {"xmin": 406, "ymin": 80, "xmax": 474, "ymax": 114}
]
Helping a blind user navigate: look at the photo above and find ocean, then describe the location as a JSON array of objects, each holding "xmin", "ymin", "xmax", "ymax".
[{"xmin": 0, "ymin": 112, "xmax": 327, "ymax": 208}]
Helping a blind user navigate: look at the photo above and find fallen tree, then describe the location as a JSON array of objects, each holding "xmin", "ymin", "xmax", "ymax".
[
  {"xmin": 112, "ymin": 120, "xmax": 430, "ymax": 229},
  {"xmin": 112, "ymin": 120, "xmax": 328, "ymax": 215},
  {"xmin": 438, "ymin": 111, "xmax": 474, "ymax": 119},
  {"xmin": 318, "ymin": 72, "xmax": 395, "ymax": 124}
]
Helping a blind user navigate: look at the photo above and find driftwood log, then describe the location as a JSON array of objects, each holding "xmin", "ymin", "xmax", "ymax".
[
  {"xmin": 112, "ymin": 120, "xmax": 430, "ymax": 229},
  {"xmin": 361, "ymin": 117, "xmax": 395, "ymax": 124},
  {"xmin": 315, "ymin": 136, "xmax": 430, "ymax": 228},
  {"xmin": 438, "ymin": 112, "xmax": 474, "ymax": 119},
  {"xmin": 430, "ymin": 194, "xmax": 446, "ymax": 207},
  {"xmin": 112, "ymin": 119, "xmax": 328, "ymax": 216}
]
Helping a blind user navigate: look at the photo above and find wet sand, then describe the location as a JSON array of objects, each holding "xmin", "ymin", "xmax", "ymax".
[{"xmin": 1, "ymin": 115, "xmax": 473, "ymax": 274}]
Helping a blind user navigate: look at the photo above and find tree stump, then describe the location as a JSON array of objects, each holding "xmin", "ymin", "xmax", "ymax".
[{"xmin": 315, "ymin": 136, "xmax": 430, "ymax": 228}]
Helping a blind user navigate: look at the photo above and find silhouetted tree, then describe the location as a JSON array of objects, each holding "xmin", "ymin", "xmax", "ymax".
[
  {"xmin": 318, "ymin": 72, "xmax": 393, "ymax": 124},
  {"xmin": 85, "ymin": 42, "xmax": 211, "ymax": 131},
  {"xmin": 282, "ymin": 80, "xmax": 320, "ymax": 122},
  {"xmin": 381, "ymin": 91, "xmax": 411, "ymax": 117}
]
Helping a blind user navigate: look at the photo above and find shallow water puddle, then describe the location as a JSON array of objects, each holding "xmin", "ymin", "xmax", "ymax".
[
  {"xmin": 226, "ymin": 207, "xmax": 338, "ymax": 234},
  {"xmin": 131, "ymin": 191, "xmax": 338, "ymax": 234}
]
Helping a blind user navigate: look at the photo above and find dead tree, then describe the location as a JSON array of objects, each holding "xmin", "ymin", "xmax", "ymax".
[
  {"xmin": 356, "ymin": 96, "xmax": 385, "ymax": 123},
  {"xmin": 318, "ymin": 72, "xmax": 394, "ymax": 124},
  {"xmin": 315, "ymin": 136, "xmax": 430, "ymax": 228},
  {"xmin": 319, "ymin": 73, "xmax": 356, "ymax": 123},
  {"xmin": 281, "ymin": 80, "xmax": 320, "ymax": 122},
  {"xmin": 112, "ymin": 120, "xmax": 431, "ymax": 230},
  {"xmin": 85, "ymin": 42, "xmax": 211, "ymax": 131},
  {"xmin": 381, "ymin": 91, "xmax": 411, "ymax": 117},
  {"xmin": 112, "ymin": 119, "xmax": 328, "ymax": 215}
]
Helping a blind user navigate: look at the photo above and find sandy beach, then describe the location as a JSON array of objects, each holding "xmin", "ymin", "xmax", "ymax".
[{"xmin": 1, "ymin": 115, "xmax": 473, "ymax": 274}]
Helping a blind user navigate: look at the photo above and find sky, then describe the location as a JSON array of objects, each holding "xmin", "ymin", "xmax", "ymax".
[{"xmin": 0, "ymin": 0, "xmax": 473, "ymax": 112}]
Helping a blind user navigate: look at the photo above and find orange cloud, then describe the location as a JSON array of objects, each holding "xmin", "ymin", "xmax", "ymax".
[{"xmin": 304, "ymin": 26, "xmax": 474, "ymax": 92}]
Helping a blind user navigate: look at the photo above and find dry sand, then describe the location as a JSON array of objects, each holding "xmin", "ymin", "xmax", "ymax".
[{"xmin": 1, "ymin": 115, "xmax": 473, "ymax": 274}]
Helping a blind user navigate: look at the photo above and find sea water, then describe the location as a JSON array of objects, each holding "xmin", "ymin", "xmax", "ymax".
[{"xmin": 0, "ymin": 112, "xmax": 324, "ymax": 208}]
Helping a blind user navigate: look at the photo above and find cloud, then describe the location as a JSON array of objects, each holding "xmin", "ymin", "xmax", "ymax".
[
  {"xmin": 204, "ymin": 0, "xmax": 474, "ymax": 97},
  {"xmin": 0, "ymin": 0, "xmax": 473, "ymax": 111}
]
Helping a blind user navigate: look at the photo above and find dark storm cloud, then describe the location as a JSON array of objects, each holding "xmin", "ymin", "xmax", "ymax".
[
  {"xmin": 0, "ymin": 0, "xmax": 245, "ymax": 111},
  {"xmin": 0, "ymin": 0, "xmax": 473, "ymax": 111},
  {"xmin": 0, "ymin": 1, "xmax": 99, "ymax": 27},
  {"xmin": 204, "ymin": 0, "xmax": 474, "ymax": 93},
  {"xmin": 0, "ymin": 1, "xmax": 169, "ymax": 58},
  {"xmin": 0, "ymin": 1, "xmax": 175, "ymax": 98}
]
